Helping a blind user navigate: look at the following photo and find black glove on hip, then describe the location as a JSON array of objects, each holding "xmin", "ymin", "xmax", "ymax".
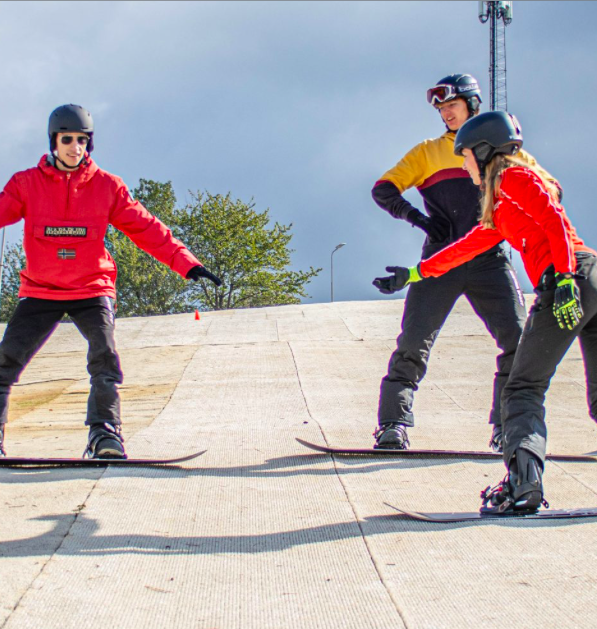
[
  {"xmin": 406, "ymin": 209, "xmax": 451, "ymax": 242},
  {"xmin": 186, "ymin": 265, "xmax": 222, "ymax": 287}
]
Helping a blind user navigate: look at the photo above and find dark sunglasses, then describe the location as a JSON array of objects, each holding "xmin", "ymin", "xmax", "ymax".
[{"xmin": 60, "ymin": 135, "xmax": 89, "ymax": 146}]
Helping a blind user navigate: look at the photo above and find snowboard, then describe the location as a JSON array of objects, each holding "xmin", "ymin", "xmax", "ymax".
[
  {"xmin": 0, "ymin": 450, "xmax": 206, "ymax": 467},
  {"xmin": 296, "ymin": 438, "xmax": 597, "ymax": 463},
  {"xmin": 384, "ymin": 502, "xmax": 597, "ymax": 522}
]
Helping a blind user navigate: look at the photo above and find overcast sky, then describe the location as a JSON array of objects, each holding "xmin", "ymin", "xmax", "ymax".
[{"xmin": 0, "ymin": 1, "xmax": 595, "ymax": 303}]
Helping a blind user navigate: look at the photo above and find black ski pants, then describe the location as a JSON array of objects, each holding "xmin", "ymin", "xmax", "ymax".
[
  {"xmin": 378, "ymin": 246, "xmax": 527, "ymax": 428},
  {"xmin": 0, "ymin": 296, "xmax": 123, "ymax": 427},
  {"xmin": 502, "ymin": 252, "xmax": 597, "ymax": 466}
]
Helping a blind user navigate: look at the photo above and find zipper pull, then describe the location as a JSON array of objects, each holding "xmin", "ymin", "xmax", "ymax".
[{"xmin": 522, "ymin": 238, "xmax": 526, "ymax": 252}]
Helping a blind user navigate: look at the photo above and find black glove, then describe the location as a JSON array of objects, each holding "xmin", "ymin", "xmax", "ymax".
[
  {"xmin": 186, "ymin": 265, "xmax": 222, "ymax": 287},
  {"xmin": 373, "ymin": 265, "xmax": 423, "ymax": 294},
  {"xmin": 406, "ymin": 209, "xmax": 451, "ymax": 242}
]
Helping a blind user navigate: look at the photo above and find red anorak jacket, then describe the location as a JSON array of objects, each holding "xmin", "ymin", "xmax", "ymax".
[
  {"xmin": 0, "ymin": 155, "xmax": 201, "ymax": 300},
  {"xmin": 420, "ymin": 167, "xmax": 596, "ymax": 288}
]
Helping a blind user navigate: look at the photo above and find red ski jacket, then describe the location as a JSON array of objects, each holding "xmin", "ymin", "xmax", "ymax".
[
  {"xmin": 420, "ymin": 167, "xmax": 596, "ymax": 288},
  {"xmin": 0, "ymin": 155, "xmax": 201, "ymax": 300}
]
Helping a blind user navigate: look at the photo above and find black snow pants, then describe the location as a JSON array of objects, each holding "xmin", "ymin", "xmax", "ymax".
[
  {"xmin": 378, "ymin": 245, "xmax": 527, "ymax": 428},
  {"xmin": 502, "ymin": 252, "xmax": 597, "ymax": 466},
  {"xmin": 0, "ymin": 296, "xmax": 123, "ymax": 426}
]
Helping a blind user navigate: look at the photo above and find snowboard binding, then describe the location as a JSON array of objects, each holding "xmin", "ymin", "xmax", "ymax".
[
  {"xmin": 85, "ymin": 422, "xmax": 127, "ymax": 459},
  {"xmin": 373, "ymin": 424, "xmax": 410, "ymax": 450},
  {"xmin": 480, "ymin": 448, "xmax": 548, "ymax": 515}
]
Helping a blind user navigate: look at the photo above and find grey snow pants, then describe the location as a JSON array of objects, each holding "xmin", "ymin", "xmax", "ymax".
[{"xmin": 378, "ymin": 246, "xmax": 527, "ymax": 428}]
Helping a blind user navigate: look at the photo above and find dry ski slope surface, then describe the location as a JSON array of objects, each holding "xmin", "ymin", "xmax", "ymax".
[{"xmin": 1, "ymin": 297, "xmax": 597, "ymax": 629}]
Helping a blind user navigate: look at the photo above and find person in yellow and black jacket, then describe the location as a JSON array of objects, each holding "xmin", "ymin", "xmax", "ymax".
[{"xmin": 371, "ymin": 73, "xmax": 558, "ymax": 452}]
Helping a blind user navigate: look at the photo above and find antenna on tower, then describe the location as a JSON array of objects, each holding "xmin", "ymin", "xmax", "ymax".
[{"xmin": 479, "ymin": 1, "xmax": 513, "ymax": 111}]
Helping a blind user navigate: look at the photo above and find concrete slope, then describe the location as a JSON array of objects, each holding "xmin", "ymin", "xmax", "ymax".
[{"xmin": 1, "ymin": 298, "xmax": 596, "ymax": 629}]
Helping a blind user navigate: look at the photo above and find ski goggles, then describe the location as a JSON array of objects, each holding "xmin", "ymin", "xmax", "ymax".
[
  {"xmin": 426, "ymin": 84, "xmax": 459, "ymax": 106},
  {"xmin": 60, "ymin": 135, "xmax": 89, "ymax": 146}
]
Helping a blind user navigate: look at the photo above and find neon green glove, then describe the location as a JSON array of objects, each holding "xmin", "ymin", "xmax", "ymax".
[{"xmin": 553, "ymin": 274, "xmax": 583, "ymax": 330}]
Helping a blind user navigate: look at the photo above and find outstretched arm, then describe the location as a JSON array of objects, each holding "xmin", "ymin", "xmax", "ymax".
[
  {"xmin": 420, "ymin": 224, "xmax": 503, "ymax": 278},
  {"xmin": 373, "ymin": 225, "xmax": 503, "ymax": 294},
  {"xmin": 109, "ymin": 183, "xmax": 204, "ymax": 279}
]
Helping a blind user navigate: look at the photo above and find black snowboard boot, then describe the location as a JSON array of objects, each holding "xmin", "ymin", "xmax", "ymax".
[
  {"xmin": 480, "ymin": 448, "xmax": 546, "ymax": 515},
  {"xmin": 85, "ymin": 423, "xmax": 127, "ymax": 459},
  {"xmin": 489, "ymin": 423, "xmax": 503, "ymax": 453},
  {"xmin": 0, "ymin": 424, "xmax": 5, "ymax": 457},
  {"xmin": 373, "ymin": 423, "xmax": 410, "ymax": 450}
]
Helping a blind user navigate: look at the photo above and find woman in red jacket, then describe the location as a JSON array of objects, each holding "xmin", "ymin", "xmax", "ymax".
[
  {"xmin": 0, "ymin": 104, "xmax": 221, "ymax": 459},
  {"xmin": 373, "ymin": 111, "xmax": 597, "ymax": 514}
]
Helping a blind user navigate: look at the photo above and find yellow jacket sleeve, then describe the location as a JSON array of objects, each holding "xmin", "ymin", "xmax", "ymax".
[{"xmin": 378, "ymin": 142, "xmax": 430, "ymax": 193}]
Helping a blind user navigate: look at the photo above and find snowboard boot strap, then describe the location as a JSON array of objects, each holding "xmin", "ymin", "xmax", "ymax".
[
  {"xmin": 480, "ymin": 479, "xmax": 515, "ymax": 514},
  {"xmin": 373, "ymin": 423, "xmax": 410, "ymax": 450},
  {"xmin": 85, "ymin": 422, "xmax": 127, "ymax": 459}
]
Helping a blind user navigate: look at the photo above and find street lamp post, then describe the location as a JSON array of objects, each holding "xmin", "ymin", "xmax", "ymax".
[{"xmin": 330, "ymin": 242, "xmax": 346, "ymax": 302}]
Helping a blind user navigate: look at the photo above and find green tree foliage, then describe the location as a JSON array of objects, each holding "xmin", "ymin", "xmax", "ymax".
[
  {"xmin": 0, "ymin": 241, "xmax": 25, "ymax": 322},
  {"xmin": 106, "ymin": 180, "xmax": 320, "ymax": 315},
  {"xmin": 175, "ymin": 191, "xmax": 321, "ymax": 310}
]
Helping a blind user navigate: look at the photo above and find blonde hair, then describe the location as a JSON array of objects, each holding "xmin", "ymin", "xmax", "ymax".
[{"xmin": 479, "ymin": 154, "xmax": 560, "ymax": 229}]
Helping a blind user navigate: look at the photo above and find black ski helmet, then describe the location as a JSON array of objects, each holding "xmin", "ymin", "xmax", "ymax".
[
  {"xmin": 454, "ymin": 111, "xmax": 523, "ymax": 174},
  {"xmin": 427, "ymin": 74, "xmax": 482, "ymax": 116},
  {"xmin": 48, "ymin": 104, "xmax": 94, "ymax": 153}
]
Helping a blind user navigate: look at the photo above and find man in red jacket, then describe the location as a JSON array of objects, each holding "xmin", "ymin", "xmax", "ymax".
[{"xmin": 0, "ymin": 104, "xmax": 221, "ymax": 459}]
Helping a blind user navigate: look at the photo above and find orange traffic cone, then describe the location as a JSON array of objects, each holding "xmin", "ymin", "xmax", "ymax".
[{"xmin": 195, "ymin": 309, "xmax": 200, "ymax": 321}]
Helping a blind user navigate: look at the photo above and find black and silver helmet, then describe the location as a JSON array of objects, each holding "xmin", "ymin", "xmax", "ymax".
[
  {"xmin": 454, "ymin": 110, "xmax": 523, "ymax": 173},
  {"xmin": 427, "ymin": 74, "xmax": 482, "ymax": 116},
  {"xmin": 48, "ymin": 104, "xmax": 94, "ymax": 152}
]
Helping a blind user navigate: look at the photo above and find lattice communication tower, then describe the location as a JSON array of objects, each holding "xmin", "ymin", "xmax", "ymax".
[{"xmin": 479, "ymin": 1, "xmax": 513, "ymax": 111}]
